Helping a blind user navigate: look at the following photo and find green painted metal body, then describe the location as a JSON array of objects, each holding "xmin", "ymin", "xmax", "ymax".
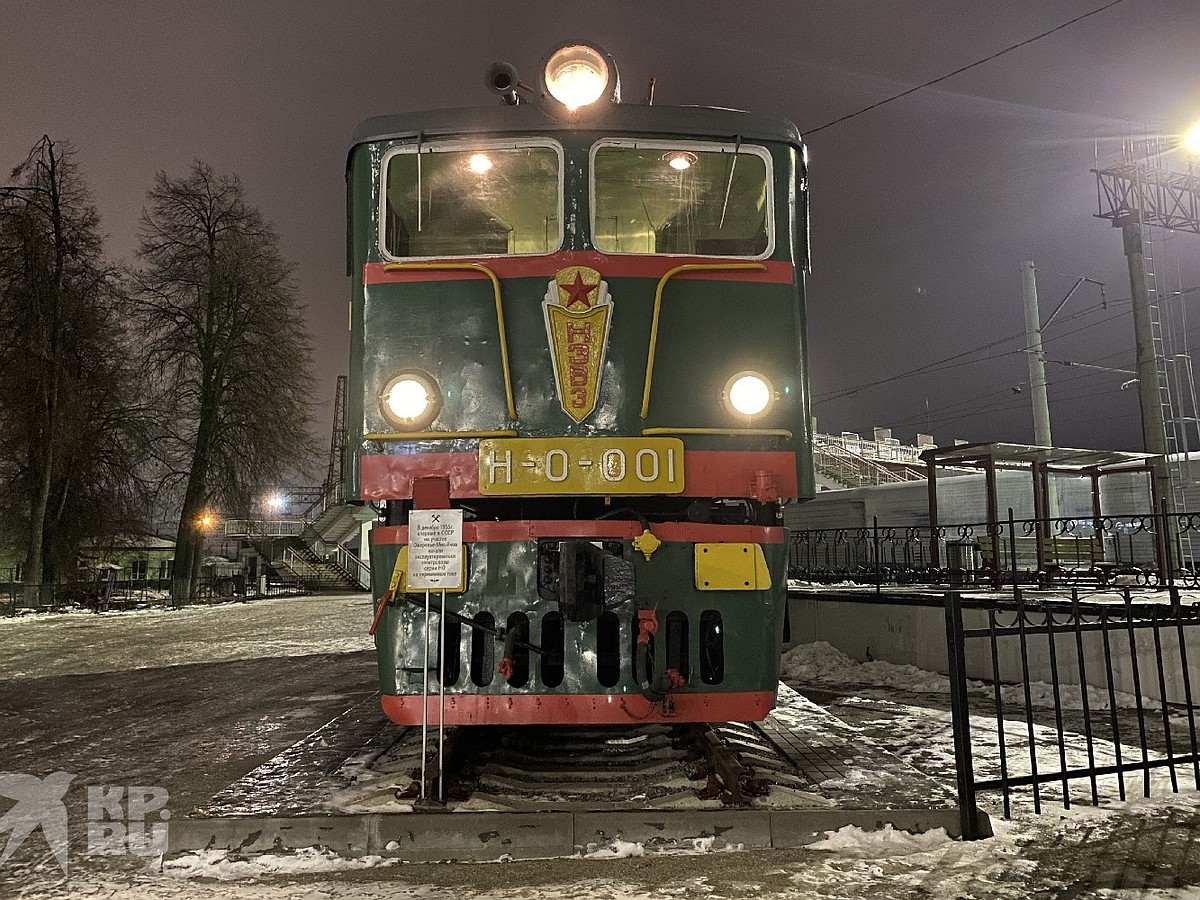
[
  {"xmin": 370, "ymin": 536, "xmax": 789, "ymax": 699},
  {"xmin": 345, "ymin": 106, "xmax": 813, "ymax": 491},
  {"xmin": 345, "ymin": 103, "xmax": 812, "ymax": 720}
]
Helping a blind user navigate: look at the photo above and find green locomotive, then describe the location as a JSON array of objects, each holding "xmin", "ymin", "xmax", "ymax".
[{"xmin": 349, "ymin": 42, "xmax": 813, "ymax": 725}]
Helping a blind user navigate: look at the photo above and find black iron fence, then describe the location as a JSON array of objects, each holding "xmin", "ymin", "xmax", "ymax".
[
  {"xmin": 944, "ymin": 591, "xmax": 1200, "ymax": 839},
  {"xmin": 0, "ymin": 575, "xmax": 308, "ymax": 615},
  {"xmin": 789, "ymin": 506, "xmax": 1196, "ymax": 596}
]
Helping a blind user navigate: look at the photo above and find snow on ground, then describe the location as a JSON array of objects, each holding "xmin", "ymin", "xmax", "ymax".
[
  {"xmin": 0, "ymin": 593, "xmax": 375, "ymax": 678},
  {"xmin": 781, "ymin": 640, "xmax": 1160, "ymax": 710},
  {"xmin": 8, "ymin": 593, "xmax": 1200, "ymax": 898}
]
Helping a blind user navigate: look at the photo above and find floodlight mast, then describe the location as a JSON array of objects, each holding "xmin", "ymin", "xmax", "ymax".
[{"xmin": 1092, "ymin": 127, "xmax": 1200, "ymax": 520}]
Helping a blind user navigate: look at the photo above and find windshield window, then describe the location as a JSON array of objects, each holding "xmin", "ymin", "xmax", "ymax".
[
  {"xmin": 592, "ymin": 142, "xmax": 772, "ymax": 257},
  {"xmin": 382, "ymin": 143, "xmax": 561, "ymax": 258}
]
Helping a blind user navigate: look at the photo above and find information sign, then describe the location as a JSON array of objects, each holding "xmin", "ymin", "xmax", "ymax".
[{"xmin": 407, "ymin": 509, "xmax": 464, "ymax": 590}]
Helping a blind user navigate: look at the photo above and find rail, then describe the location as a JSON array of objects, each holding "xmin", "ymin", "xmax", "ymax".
[
  {"xmin": 222, "ymin": 518, "xmax": 305, "ymax": 538},
  {"xmin": 640, "ymin": 262, "xmax": 767, "ymax": 419},
  {"xmin": 381, "ymin": 261, "xmax": 516, "ymax": 420},
  {"xmin": 815, "ymin": 432, "xmax": 927, "ymax": 464},
  {"xmin": 813, "ymin": 439, "xmax": 910, "ymax": 487},
  {"xmin": 334, "ymin": 544, "xmax": 371, "ymax": 589},
  {"xmin": 944, "ymin": 590, "xmax": 1200, "ymax": 838},
  {"xmin": 788, "ymin": 504, "xmax": 1191, "ymax": 598}
]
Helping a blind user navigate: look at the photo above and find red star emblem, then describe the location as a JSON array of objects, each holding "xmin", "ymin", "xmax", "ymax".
[{"xmin": 562, "ymin": 271, "xmax": 597, "ymax": 309}]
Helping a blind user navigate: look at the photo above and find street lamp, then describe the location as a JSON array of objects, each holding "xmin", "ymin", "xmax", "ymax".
[{"xmin": 1183, "ymin": 122, "xmax": 1200, "ymax": 156}]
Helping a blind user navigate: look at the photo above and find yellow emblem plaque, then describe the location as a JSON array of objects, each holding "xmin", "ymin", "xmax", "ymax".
[{"xmin": 543, "ymin": 266, "xmax": 612, "ymax": 423}]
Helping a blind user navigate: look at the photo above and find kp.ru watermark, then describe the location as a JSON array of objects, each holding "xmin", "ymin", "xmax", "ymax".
[{"xmin": 0, "ymin": 773, "xmax": 170, "ymax": 877}]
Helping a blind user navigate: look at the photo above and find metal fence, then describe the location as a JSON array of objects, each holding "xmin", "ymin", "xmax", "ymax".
[
  {"xmin": 0, "ymin": 575, "xmax": 309, "ymax": 615},
  {"xmin": 789, "ymin": 507, "xmax": 1191, "ymax": 596},
  {"xmin": 944, "ymin": 591, "xmax": 1200, "ymax": 839}
]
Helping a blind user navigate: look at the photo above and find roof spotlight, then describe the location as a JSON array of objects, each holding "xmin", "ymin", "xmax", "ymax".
[
  {"xmin": 539, "ymin": 41, "xmax": 620, "ymax": 114},
  {"xmin": 485, "ymin": 61, "xmax": 523, "ymax": 105}
]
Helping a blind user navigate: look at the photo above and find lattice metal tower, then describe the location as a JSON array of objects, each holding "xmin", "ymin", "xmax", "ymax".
[
  {"xmin": 1093, "ymin": 132, "xmax": 1200, "ymax": 555},
  {"xmin": 325, "ymin": 375, "xmax": 348, "ymax": 494}
]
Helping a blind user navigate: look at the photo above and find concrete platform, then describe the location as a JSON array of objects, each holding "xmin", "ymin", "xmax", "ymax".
[{"xmin": 169, "ymin": 683, "xmax": 988, "ymax": 861}]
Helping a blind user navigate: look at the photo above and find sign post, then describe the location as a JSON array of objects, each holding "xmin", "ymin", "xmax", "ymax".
[
  {"xmin": 408, "ymin": 509, "xmax": 464, "ymax": 591},
  {"xmin": 408, "ymin": 509, "xmax": 463, "ymax": 801}
]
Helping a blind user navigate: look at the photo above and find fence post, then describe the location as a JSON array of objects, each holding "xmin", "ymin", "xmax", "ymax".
[
  {"xmin": 873, "ymin": 516, "xmax": 881, "ymax": 596},
  {"xmin": 944, "ymin": 590, "xmax": 983, "ymax": 839},
  {"xmin": 1008, "ymin": 507, "xmax": 1019, "ymax": 603},
  {"xmin": 1162, "ymin": 497, "xmax": 1180, "ymax": 609}
]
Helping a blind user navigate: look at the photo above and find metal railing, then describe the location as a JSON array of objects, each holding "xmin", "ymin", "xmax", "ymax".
[
  {"xmin": 333, "ymin": 544, "xmax": 371, "ymax": 589},
  {"xmin": 945, "ymin": 590, "xmax": 1200, "ymax": 838},
  {"xmin": 279, "ymin": 545, "xmax": 368, "ymax": 591},
  {"xmin": 0, "ymin": 575, "xmax": 308, "ymax": 614},
  {"xmin": 817, "ymin": 432, "xmax": 927, "ymax": 464},
  {"xmin": 787, "ymin": 506, "xmax": 1193, "ymax": 597},
  {"xmin": 222, "ymin": 518, "xmax": 305, "ymax": 538}
]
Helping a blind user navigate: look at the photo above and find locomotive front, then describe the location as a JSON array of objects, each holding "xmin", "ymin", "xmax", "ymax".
[{"xmin": 347, "ymin": 43, "xmax": 813, "ymax": 726}]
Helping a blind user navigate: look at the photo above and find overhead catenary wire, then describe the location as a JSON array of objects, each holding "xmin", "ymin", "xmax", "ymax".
[
  {"xmin": 823, "ymin": 283, "xmax": 1199, "ymax": 435},
  {"xmin": 814, "ymin": 302, "xmax": 1127, "ymax": 405},
  {"xmin": 802, "ymin": 0, "xmax": 1127, "ymax": 135}
]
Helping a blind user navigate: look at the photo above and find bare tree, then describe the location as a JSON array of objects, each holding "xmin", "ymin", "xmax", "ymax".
[
  {"xmin": 136, "ymin": 162, "xmax": 316, "ymax": 602},
  {"xmin": 0, "ymin": 137, "xmax": 150, "ymax": 602}
]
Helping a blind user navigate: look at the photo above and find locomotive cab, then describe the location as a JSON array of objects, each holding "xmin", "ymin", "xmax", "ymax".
[{"xmin": 348, "ymin": 43, "xmax": 813, "ymax": 726}]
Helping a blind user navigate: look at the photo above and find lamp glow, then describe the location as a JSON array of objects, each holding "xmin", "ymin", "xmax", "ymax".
[
  {"xmin": 384, "ymin": 378, "xmax": 431, "ymax": 420},
  {"xmin": 663, "ymin": 151, "xmax": 697, "ymax": 171},
  {"xmin": 726, "ymin": 373, "xmax": 772, "ymax": 417},
  {"xmin": 544, "ymin": 44, "xmax": 609, "ymax": 110},
  {"xmin": 1184, "ymin": 122, "xmax": 1200, "ymax": 156},
  {"xmin": 468, "ymin": 153, "xmax": 493, "ymax": 174},
  {"xmin": 380, "ymin": 371, "xmax": 440, "ymax": 428}
]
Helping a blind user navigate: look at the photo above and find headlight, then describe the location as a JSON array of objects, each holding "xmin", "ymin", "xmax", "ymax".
[
  {"xmin": 724, "ymin": 371, "xmax": 774, "ymax": 418},
  {"xmin": 541, "ymin": 42, "xmax": 618, "ymax": 111},
  {"xmin": 379, "ymin": 371, "xmax": 440, "ymax": 429}
]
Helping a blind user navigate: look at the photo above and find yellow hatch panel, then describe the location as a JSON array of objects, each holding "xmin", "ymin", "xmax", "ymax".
[
  {"xmin": 390, "ymin": 546, "xmax": 468, "ymax": 594},
  {"xmin": 694, "ymin": 543, "xmax": 772, "ymax": 591}
]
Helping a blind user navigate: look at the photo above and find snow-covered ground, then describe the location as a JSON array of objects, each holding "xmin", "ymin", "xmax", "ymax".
[
  {"xmin": 5, "ymin": 600, "xmax": 1200, "ymax": 897},
  {"xmin": 0, "ymin": 592, "xmax": 375, "ymax": 678}
]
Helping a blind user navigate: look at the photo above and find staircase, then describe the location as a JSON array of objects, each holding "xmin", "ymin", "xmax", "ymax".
[
  {"xmin": 224, "ymin": 482, "xmax": 373, "ymax": 592},
  {"xmin": 278, "ymin": 539, "xmax": 369, "ymax": 592},
  {"xmin": 813, "ymin": 435, "xmax": 927, "ymax": 489}
]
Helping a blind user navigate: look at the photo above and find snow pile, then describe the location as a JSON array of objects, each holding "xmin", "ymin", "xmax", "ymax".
[
  {"xmin": 162, "ymin": 847, "xmax": 398, "ymax": 880},
  {"xmin": 781, "ymin": 641, "xmax": 948, "ymax": 693},
  {"xmin": 783, "ymin": 641, "xmax": 1161, "ymax": 711},
  {"xmin": 582, "ymin": 839, "xmax": 646, "ymax": 859},
  {"xmin": 807, "ymin": 824, "xmax": 953, "ymax": 856},
  {"xmin": 997, "ymin": 678, "xmax": 1159, "ymax": 712}
]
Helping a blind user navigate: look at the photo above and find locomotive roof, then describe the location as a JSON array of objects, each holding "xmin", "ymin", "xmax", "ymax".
[{"xmin": 351, "ymin": 104, "xmax": 803, "ymax": 149}]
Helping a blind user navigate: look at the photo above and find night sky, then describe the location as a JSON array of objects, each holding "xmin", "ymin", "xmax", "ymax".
[{"xmin": 3, "ymin": 1, "xmax": 1197, "ymax": 460}]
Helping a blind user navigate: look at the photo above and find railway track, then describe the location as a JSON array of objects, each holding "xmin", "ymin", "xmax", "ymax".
[
  {"xmin": 184, "ymin": 687, "xmax": 968, "ymax": 860},
  {"xmin": 351, "ymin": 716, "xmax": 827, "ymax": 813}
]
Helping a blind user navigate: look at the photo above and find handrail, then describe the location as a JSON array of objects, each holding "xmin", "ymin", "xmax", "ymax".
[
  {"xmin": 642, "ymin": 426, "xmax": 792, "ymax": 439},
  {"xmin": 382, "ymin": 262, "xmax": 516, "ymax": 420},
  {"xmin": 813, "ymin": 441, "xmax": 907, "ymax": 486},
  {"xmin": 334, "ymin": 544, "xmax": 371, "ymax": 589},
  {"xmin": 640, "ymin": 262, "xmax": 767, "ymax": 419},
  {"xmin": 364, "ymin": 428, "xmax": 518, "ymax": 441},
  {"xmin": 816, "ymin": 432, "xmax": 926, "ymax": 464},
  {"xmin": 223, "ymin": 518, "xmax": 305, "ymax": 538}
]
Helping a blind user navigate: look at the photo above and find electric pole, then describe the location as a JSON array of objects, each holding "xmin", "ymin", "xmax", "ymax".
[
  {"xmin": 1021, "ymin": 261, "xmax": 1053, "ymax": 448},
  {"xmin": 1093, "ymin": 139, "xmax": 1200, "ymax": 514}
]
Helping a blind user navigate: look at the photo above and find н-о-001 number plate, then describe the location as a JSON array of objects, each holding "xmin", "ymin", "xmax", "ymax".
[{"xmin": 478, "ymin": 438, "xmax": 685, "ymax": 495}]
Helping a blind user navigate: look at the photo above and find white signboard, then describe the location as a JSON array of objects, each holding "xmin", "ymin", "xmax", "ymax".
[{"xmin": 408, "ymin": 509, "xmax": 464, "ymax": 590}]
